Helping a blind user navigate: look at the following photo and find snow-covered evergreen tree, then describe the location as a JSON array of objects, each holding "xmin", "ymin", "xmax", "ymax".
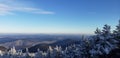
[
  {"xmin": 47, "ymin": 46, "xmax": 54, "ymax": 58},
  {"xmin": 95, "ymin": 27, "xmax": 102, "ymax": 35},
  {"xmin": 25, "ymin": 48, "xmax": 31, "ymax": 58},
  {"xmin": 8, "ymin": 46, "xmax": 17, "ymax": 58},
  {"xmin": 90, "ymin": 24, "xmax": 118, "ymax": 58},
  {"xmin": 52, "ymin": 46, "xmax": 63, "ymax": 58},
  {"xmin": 113, "ymin": 20, "xmax": 120, "ymax": 44},
  {"xmin": 0, "ymin": 50, "xmax": 3, "ymax": 57},
  {"xmin": 35, "ymin": 49, "xmax": 43, "ymax": 58},
  {"xmin": 63, "ymin": 45, "xmax": 78, "ymax": 58},
  {"xmin": 9, "ymin": 46, "xmax": 17, "ymax": 55},
  {"xmin": 114, "ymin": 20, "xmax": 120, "ymax": 36}
]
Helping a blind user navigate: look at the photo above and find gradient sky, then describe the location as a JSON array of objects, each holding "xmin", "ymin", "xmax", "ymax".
[{"xmin": 0, "ymin": 0, "xmax": 120, "ymax": 34}]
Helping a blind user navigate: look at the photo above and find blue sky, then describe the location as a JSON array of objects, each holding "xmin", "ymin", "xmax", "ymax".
[{"xmin": 0, "ymin": 0, "xmax": 119, "ymax": 34}]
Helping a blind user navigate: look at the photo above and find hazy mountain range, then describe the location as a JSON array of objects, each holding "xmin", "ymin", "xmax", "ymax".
[{"xmin": 0, "ymin": 34, "xmax": 89, "ymax": 51}]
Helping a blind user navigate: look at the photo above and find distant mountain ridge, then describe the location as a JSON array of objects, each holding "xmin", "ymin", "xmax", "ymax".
[
  {"xmin": 0, "ymin": 39, "xmax": 57, "ymax": 50},
  {"xmin": 25, "ymin": 39, "xmax": 81, "ymax": 52},
  {"xmin": 0, "ymin": 39, "xmax": 39, "ymax": 49},
  {"xmin": 0, "ymin": 34, "xmax": 86, "ymax": 51}
]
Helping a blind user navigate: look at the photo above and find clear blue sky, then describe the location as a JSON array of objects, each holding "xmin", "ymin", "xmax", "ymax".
[{"xmin": 0, "ymin": 0, "xmax": 119, "ymax": 34}]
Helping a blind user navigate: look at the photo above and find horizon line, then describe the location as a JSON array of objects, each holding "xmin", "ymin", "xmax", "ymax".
[{"xmin": 0, "ymin": 32, "xmax": 94, "ymax": 35}]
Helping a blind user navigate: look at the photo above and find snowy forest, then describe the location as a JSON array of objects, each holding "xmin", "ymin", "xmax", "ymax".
[{"xmin": 0, "ymin": 20, "xmax": 120, "ymax": 58}]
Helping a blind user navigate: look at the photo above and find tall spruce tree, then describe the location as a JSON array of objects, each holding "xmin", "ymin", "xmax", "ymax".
[
  {"xmin": 114, "ymin": 20, "xmax": 120, "ymax": 36},
  {"xmin": 113, "ymin": 20, "xmax": 120, "ymax": 48},
  {"xmin": 90, "ymin": 24, "xmax": 117, "ymax": 58}
]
